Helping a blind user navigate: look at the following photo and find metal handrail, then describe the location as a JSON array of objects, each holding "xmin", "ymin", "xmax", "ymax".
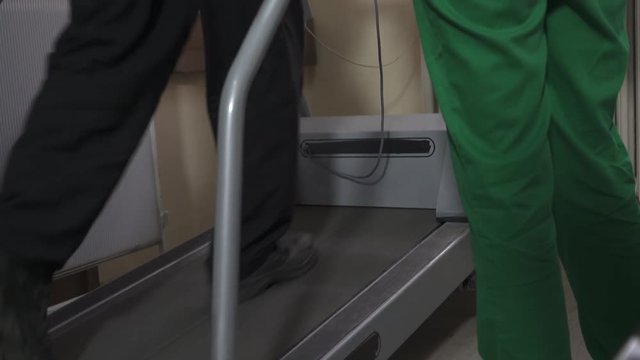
[
  {"xmin": 211, "ymin": 0, "xmax": 292, "ymax": 359},
  {"xmin": 616, "ymin": 331, "xmax": 640, "ymax": 360}
]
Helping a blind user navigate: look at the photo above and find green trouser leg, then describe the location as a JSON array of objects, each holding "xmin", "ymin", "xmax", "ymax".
[
  {"xmin": 414, "ymin": 1, "xmax": 571, "ymax": 357},
  {"xmin": 547, "ymin": 1, "xmax": 640, "ymax": 359},
  {"xmin": 413, "ymin": 0, "xmax": 640, "ymax": 359}
]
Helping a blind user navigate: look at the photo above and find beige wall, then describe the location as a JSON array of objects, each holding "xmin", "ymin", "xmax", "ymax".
[
  {"xmin": 304, "ymin": 0, "xmax": 433, "ymax": 116},
  {"xmin": 98, "ymin": 2, "xmax": 433, "ymax": 282}
]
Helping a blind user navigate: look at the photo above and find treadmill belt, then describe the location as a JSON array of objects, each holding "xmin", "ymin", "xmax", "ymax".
[{"xmin": 50, "ymin": 206, "xmax": 439, "ymax": 360}]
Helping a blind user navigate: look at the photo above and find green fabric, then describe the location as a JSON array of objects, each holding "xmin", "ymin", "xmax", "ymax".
[{"xmin": 413, "ymin": 0, "xmax": 640, "ymax": 359}]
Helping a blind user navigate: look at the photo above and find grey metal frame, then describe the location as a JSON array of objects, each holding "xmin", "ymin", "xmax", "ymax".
[
  {"xmin": 436, "ymin": 143, "xmax": 466, "ymax": 222},
  {"xmin": 212, "ymin": 0, "xmax": 292, "ymax": 358},
  {"xmin": 283, "ymin": 223, "xmax": 473, "ymax": 360}
]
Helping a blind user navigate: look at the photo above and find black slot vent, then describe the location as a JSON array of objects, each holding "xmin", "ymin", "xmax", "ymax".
[{"xmin": 300, "ymin": 138, "xmax": 435, "ymax": 158}]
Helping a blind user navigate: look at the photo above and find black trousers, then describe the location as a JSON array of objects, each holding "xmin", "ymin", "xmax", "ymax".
[{"xmin": 0, "ymin": 0, "xmax": 303, "ymax": 277}]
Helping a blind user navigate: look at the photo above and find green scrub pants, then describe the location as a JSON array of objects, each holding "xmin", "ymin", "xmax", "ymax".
[{"xmin": 413, "ymin": 0, "xmax": 640, "ymax": 359}]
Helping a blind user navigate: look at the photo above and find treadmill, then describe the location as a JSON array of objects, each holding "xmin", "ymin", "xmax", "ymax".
[{"xmin": 47, "ymin": 0, "xmax": 474, "ymax": 359}]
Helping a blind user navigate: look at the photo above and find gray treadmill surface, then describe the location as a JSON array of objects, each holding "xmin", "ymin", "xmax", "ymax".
[{"xmin": 50, "ymin": 206, "xmax": 440, "ymax": 360}]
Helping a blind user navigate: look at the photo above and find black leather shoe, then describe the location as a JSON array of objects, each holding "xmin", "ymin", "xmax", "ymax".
[
  {"xmin": 206, "ymin": 233, "xmax": 317, "ymax": 303},
  {"xmin": 238, "ymin": 233, "xmax": 317, "ymax": 302},
  {"xmin": 0, "ymin": 254, "xmax": 53, "ymax": 360}
]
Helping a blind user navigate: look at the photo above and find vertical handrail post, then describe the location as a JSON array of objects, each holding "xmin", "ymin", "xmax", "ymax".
[{"xmin": 212, "ymin": 0, "xmax": 291, "ymax": 359}]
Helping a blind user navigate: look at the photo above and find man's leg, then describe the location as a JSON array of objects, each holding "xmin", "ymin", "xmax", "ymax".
[
  {"xmin": 201, "ymin": 0, "xmax": 314, "ymax": 301},
  {"xmin": 413, "ymin": 1, "xmax": 572, "ymax": 358},
  {"xmin": 546, "ymin": 1, "xmax": 640, "ymax": 358},
  {"xmin": 0, "ymin": 0, "xmax": 198, "ymax": 356}
]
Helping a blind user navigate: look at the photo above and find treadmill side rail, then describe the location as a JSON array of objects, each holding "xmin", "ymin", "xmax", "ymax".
[{"xmin": 283, "ymin": 222, "xmax": 473, "ymax": 360}]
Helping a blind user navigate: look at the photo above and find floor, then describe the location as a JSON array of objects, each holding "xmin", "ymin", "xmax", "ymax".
[{"xmin": 391, "ymin": 275, "xmax": 592, "ymax": 360}]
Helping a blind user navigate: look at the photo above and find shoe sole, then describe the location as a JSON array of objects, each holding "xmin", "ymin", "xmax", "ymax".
[{"xmin": 239, "ymin": 249, "xmax": 318, "ymax": 303}]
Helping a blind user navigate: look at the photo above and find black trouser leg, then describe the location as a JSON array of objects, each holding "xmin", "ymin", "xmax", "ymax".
[
  {"xmin": 200, "ymin": 0, "xmax": 304, "ymax": 277},
  {"xmin": 0, "ymin": 0, "xmax": 199, "ymax": 269}
]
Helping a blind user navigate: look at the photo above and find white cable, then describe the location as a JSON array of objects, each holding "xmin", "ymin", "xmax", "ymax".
[
  {"xmin": 309, "ymin": 0, "xmax": 388, "ymax": 185},
  {"xmin": 305, "ymin": 24, "xmax": 417, "ymax": 69}
]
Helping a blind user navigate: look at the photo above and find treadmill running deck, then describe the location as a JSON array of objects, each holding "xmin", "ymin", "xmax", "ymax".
[{"xmin": 49, "ymin": 206, "xmax": 440, "ymax": 360}]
